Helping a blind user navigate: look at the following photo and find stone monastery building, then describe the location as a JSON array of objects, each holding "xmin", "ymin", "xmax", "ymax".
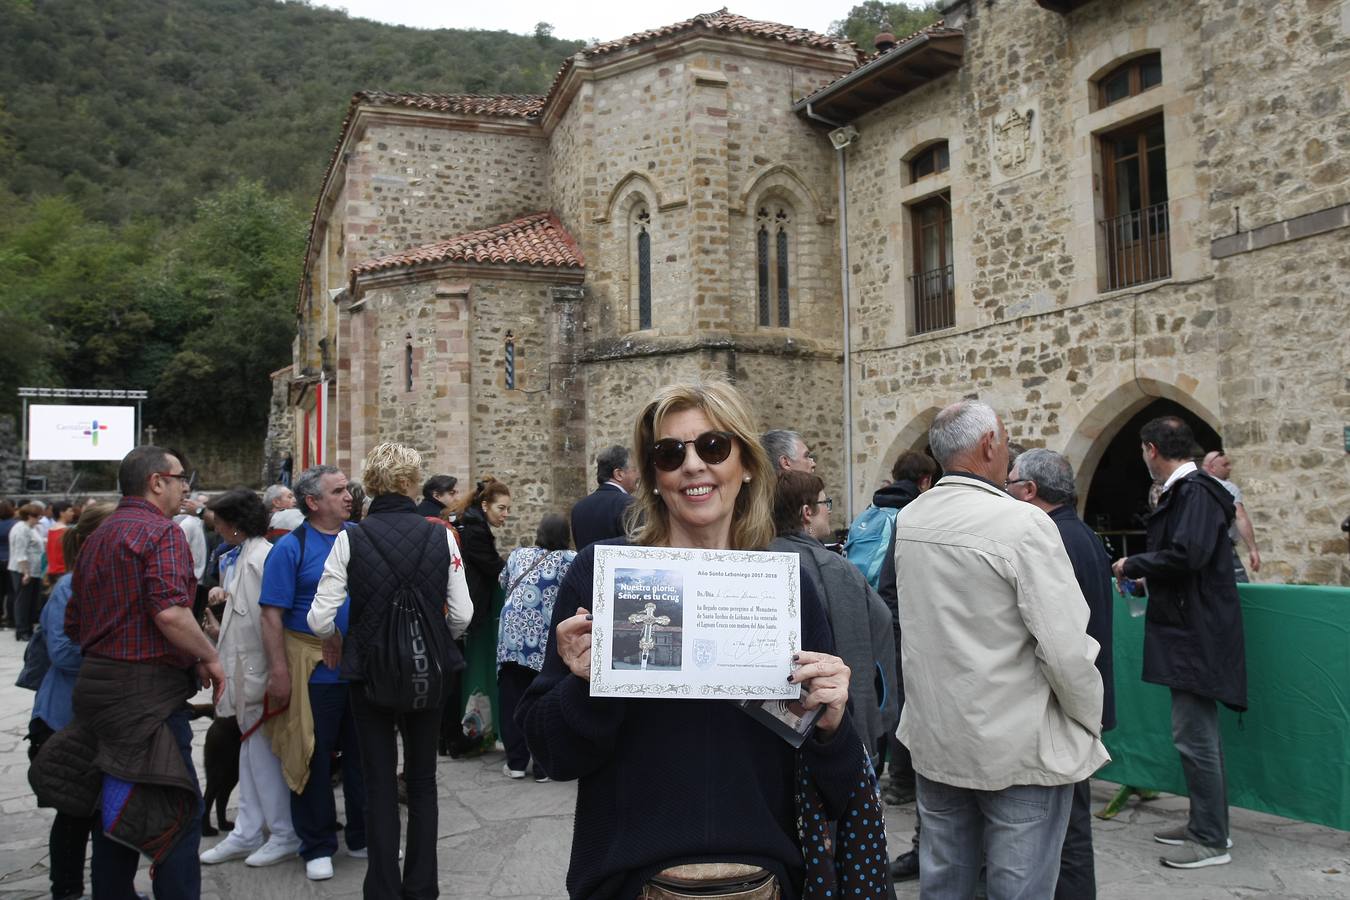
[{"xmin": 273, "ymin": 0, "xmax": 1350, "ymax": 584}]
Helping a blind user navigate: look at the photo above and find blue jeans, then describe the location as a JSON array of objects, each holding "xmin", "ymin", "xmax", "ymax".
[
  {"xmin": 917, "ymin": 773, "xmax": 1072, "ymax": 900},
  {"xmin": 89, "ymin": 709, "xmax": 202, "ymax": 899},
  {"xmin": 292, "ymin": 682, "xmax": 367, "ymax": 861}
]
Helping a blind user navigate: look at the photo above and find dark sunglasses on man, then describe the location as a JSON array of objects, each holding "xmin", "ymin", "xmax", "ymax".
[{"xmin": 651, "ymin": 431, "xmax": 735, "ymax": 472}]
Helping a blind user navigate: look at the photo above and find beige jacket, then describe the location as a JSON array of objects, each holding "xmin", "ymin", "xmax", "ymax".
[
  {"xmin": 894, "ymin": 474, "xmax": 1109, "ymax": 790},
  {"xmin": 215, "ymin": 536, "xmax": 271, "ymax": 727}
]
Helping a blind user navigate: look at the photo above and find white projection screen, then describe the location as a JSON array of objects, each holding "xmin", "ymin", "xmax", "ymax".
[{"xmin": 28, "ymin": 404, "xmax": 137, "ymax": 461}]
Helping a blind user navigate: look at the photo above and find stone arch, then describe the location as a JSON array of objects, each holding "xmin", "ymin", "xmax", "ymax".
[
  {"xmin": 598, "ymin": 172, "xmax": 666, "ymax": 224},
  {"xmin": 1063, "ymin": 376, "xmax": 1221, "ymax": 508},
  {"xmin": 870, "ymin": 405, "xmax": 942, "ymax": 490},
  {"xmin": 1071, "ymin": 27, "xmax": 1174, "ymax": 96},
  {"xmin": 733, "ymin": 164, "xmax": 831, "ymax": 224}
]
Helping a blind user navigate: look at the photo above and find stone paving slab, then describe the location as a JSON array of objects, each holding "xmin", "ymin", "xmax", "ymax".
[{"xmin": 0, "ymin": 632, "xmax": 1346, "ymax": 898}]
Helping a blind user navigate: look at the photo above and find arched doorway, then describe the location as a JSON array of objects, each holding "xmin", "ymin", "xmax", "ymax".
[{"xmin": 1082, "ymin": 398, "xmax": 1221, "ymax": 557}]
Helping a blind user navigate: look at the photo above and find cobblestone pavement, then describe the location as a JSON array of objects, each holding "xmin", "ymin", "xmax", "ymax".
[{"xmin": 0, "ymin": 634, "xmax": 1346, "ymax": 898}]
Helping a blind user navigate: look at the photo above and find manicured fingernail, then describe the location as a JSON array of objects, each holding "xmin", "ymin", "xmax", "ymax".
[
  {"xmin": 584, "ymin": 614, "xmax": 593, "ymax": 621},
  {"xmin": 792, "ymin": 653, "xmax": 800, "ymax": 662},
  {"xmin": 786, "ymin": 674, "xmax": 794, "ymax": 683}
]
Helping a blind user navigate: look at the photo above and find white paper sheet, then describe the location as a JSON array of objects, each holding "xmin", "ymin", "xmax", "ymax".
[{"xmin": 589, "ymin": 545, "xmax": 802, "ymax": 700}]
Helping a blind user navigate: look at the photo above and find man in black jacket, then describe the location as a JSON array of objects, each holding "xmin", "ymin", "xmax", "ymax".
[
  {"xmin": 1008, "ymin": 448, "xmax": 1114, "ymax": 898},
  {"xmin": 570, "ymin": 446, "xmax": 636, "ymax": 551},
  {"xmin": 1114, "ymin": 416, "xmax": 1245, "ymax": 870}
]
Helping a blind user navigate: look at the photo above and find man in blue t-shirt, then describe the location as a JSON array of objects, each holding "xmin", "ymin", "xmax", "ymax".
[{"xmin": 257, "ymin": 465, "xmax": 366, "ymax": 882}]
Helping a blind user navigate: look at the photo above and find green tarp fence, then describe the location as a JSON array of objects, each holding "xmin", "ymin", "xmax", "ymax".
[{"xmin": 1100, "ymin": 582, "xmax": 1350, "ymax": 831}]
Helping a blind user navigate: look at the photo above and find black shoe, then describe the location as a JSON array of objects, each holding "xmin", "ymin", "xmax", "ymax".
[
  {"xmin": 889, "ymin": 850, "xmax": 920, "ymax": 882},
  {"xmin": 883, "ymin": 780, "xmax": 916, "ymax": 805}
]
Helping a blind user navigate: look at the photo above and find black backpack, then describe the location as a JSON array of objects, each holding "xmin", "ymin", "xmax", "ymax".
[{"xmin": 350, "ymin": 527, "xmax": 462, "ymax": 713}]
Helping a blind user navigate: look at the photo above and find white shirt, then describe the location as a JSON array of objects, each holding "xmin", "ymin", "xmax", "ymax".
[
  {"xmin": 1161, "ymin": 460, "xmax": 1197, "ymax": 494},
  {"xmin": 308, "ymin": 528, "xmax": 471, "ymax": 640},
  {"xmin": 175, "ymin": 514, "xmax": 208, "ymax": 581},
  {"xmin": 605, "ymin": 479, "xmax": 628, "ymax": 494}
]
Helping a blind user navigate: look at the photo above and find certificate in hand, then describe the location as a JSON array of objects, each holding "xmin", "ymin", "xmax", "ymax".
[{"xmin": 589, "ymin": 545, "xmax": 802, "ymax": 700}]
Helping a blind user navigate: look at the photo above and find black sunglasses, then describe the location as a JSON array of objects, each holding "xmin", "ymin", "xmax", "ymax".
[{"xmin": 651, "ymin": 431, "xmax": 736, "ymax": 472}]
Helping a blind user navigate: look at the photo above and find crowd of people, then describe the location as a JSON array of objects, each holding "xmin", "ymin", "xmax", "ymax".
[{"xmin": 9, "ymin": 377, "xmax": 1253, "ymax": 900}]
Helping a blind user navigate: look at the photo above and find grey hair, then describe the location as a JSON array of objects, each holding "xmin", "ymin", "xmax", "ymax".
[
  {"xmin": 761, "ymin": 429, "xmax": 803, "ymax": 467},
  {"xmin": 1016, "ymin": 448, "xmax": 1076, "ymax": 505},
  {"xmin": 262, "ymin": 484, "xmax": 289, "ymax": 509},
  {"xmin": 293, "ymin": 465, "xmax": 341, "ymax": 518},
  {"xmin": 928, "ymin": 401, "xmax": 1000, "ymax": 467},
  {"xmin": 595, "ymin": 445, "xmax": 630, "ymax": 486}
]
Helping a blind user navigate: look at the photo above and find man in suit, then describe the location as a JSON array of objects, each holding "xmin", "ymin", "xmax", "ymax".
[{"xmin": 570, "ymin": 446, "xmax": 637, "ymax": 550}]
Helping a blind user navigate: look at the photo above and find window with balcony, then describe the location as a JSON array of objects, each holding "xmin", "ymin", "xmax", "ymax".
[
  {"xmin": 909, "ymin": 191, "xmax": 954, "ymax": 334},
  {"xmin": 756, "ymin": 206, "xmax": 792, "ymax": 327},
  {"xmin": 1100, "ymin": 115, "xmax": 1170, "ymax": 290}
]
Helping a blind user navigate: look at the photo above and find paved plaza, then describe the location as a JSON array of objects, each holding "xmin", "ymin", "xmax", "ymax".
[{"xmin": 0, "ymin": 636, "xmax": 1346, "ymax": 899}]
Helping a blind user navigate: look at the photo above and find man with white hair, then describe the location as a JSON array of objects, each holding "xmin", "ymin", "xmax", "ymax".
[
  {"xmin": 1007, "ymin": 448, "xmax": 1115, "ymax": 899},
  {"xmin": 761, "ymin": 429, "xmax": 817, "ymax": 473},
  {"xmin": 893, "ymin": 400, "xmax": 1108, "ymax": 898}
]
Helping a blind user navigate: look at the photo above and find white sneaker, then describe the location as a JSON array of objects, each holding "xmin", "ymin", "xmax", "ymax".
[
  {"xmin": 503, "ymin": 762, "xmax": 526, "ymax": 779},
  {"xmin": 245, "ymin": 836, "xmax": 301, "ymax": 867},
  {"xmin": 200, "ymin": 835, "xmax": 259, "ymax": 865},
  {"xmin": 305, "ymin": 856, "xmax": 334, "ymax": 881}
]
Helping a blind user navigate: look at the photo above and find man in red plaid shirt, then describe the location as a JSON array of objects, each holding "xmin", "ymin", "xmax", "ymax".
[{"xmin": 66, "ymin": 445, "xmax": 225, "ymax": 898}]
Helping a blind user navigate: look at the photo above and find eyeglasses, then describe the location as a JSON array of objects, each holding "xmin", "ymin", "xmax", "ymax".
[
  {"xmin": 155, "ymin": 471, "xmax": 192, "ymax": 486},
  {"xmin": 651, "ymin": 431, "xmax": 736, "ymax": 472},
  {"xmin": 811, "ymin": 497, "xmax": 833, "ymax": 511},
  {"xmin": 1004, "ymin": 478, "xmax": 1032, "ymax": 491}
]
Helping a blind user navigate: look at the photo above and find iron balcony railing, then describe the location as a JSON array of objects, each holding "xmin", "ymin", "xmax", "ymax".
[
  {"xmin": 910, "ymin": 263, "xmax": 955, "ymax": 335},
  {"xmin": 1101, "ymin": 201, "xmax": 1171, "ymax": 291}
]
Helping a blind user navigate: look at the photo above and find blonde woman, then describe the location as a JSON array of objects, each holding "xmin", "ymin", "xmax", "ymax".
[
  {"xmin": 309, "ymin": 442, "xmax": 471, "ymax": 899},
  {"xmin": 519, "ymin": 380, "xmax": 864, "ymax": 900}
]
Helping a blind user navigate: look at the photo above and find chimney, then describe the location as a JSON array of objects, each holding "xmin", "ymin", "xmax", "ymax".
[{"xmin": 874, "ymin": 23, "xmax": 897, "ymax": 54}]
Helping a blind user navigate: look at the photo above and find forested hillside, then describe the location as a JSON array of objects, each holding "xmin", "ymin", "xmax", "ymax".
[{"xmin": 0, "ymin": 0, "xmax": 583, "ymax": 471}]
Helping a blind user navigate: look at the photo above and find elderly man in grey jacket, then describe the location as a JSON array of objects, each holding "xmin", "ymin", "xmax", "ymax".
[
  {"xmin": 770, "ymin": 470, "xmax": 898, "ymax": 763},
  {"xmin": 895, "ymin": 400, "xmax": 1108, "ymax": 899}
]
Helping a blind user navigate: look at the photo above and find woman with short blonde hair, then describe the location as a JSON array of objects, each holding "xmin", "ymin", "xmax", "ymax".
[{"xmin": 308, "ymin": 441, "xmax": 472, "ymax": 898}]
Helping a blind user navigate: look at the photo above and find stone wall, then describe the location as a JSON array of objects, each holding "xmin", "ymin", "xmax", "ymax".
[{"xmin": 843, "ymin": 0, "xmax": 1350, "ymax": 582}]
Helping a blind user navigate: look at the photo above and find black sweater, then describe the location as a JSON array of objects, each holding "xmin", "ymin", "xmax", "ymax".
[{"xmin": 518, "ymin": 542, "xmax": 864, "ymax": 900}]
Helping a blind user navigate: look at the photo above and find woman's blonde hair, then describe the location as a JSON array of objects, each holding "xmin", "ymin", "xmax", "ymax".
[
  {"xmin": 362, "ymin": 442, "xmax": 423, "ymax": 498},
  {"xmin": 628, "ymin": 379, "xmax": 776, "ymax": 551}
]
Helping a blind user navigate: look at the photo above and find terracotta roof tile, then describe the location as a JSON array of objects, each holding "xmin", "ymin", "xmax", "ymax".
[
  {"xmin": 350, "ymin": 212, "xmax": 584, "ymax": 285},
  {"xmin": 353, "ymin": 91, "xmax": 545, "ymax": 119}
]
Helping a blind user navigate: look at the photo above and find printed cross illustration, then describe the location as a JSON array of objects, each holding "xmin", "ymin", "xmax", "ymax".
[{"xmin": 627, "ymin": 602, "xmax": 670, "ymax": 670}]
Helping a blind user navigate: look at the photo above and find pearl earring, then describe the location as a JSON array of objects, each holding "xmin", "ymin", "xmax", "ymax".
[
  {"xmin": 743, "ymin": 475, "xmax": 751, "ymax": 483},
  {"xmin": 653, "ymin": 489, "xmax": 660, "ymax": 496}
]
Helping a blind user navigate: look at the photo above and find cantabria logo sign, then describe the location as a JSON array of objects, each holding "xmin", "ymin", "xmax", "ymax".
[{"xmin": 29, "ymin": 405, "xmax": 136, "ymax": 461}]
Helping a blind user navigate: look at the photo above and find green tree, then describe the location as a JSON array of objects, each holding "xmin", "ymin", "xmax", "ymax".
[
  {"xmin": 152, "ymin": 180, "xmax": 305, "ymax": 434},
  {"xmin": 828, "ymin": 1, "xmax": 944, "ymax": 51}
]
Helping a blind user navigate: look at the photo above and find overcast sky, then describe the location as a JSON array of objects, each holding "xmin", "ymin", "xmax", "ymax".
[{"xmin": 325, "ymin": 1, "xmax": 878, "ymax": 42}]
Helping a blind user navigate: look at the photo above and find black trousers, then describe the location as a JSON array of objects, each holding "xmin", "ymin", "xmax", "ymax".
[
  {"xmin": 350, "ymin": 690, "xmax": 440, "ymax": 900},
  {"xmin": 1054, "ymin": 778, "xmax": 1096, "ymax": 899},
  {"xmin": 11, "ymin": 572, "xmax": 40, "ymax": 639},
  {"xmin": 496, "ymin": 662, "xmax": 538, "ymax": 772},
  {"xmin": 0, "ymin": 564, "xmax": 14, "ymax": 624},
  {"xmin": 29, "ymin": 719, "xmax": 94, "ymax": 900}
]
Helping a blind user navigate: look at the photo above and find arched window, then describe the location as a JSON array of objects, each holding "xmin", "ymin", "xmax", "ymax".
[
  {"xmin": 909, "ymin": 141, "xmax": 950, "ymax": 183},
  {"xmin": 1097, "ymin": 52, "xmax": 1162, "ymax": 108},
  {"xmin": 756, "ymin": 205, "xmax": 792, "ymax": 327},
  {"xmin": 632, "ymin": 204, "xmax": 652, "ymax": 330}
]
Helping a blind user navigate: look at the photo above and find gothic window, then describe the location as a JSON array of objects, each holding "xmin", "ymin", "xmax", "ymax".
[
  {"xmin": 756, "ymin": 206, "xmax": 792, "ymax": 327},
  {"xmin": 404, "ymin": 335, "xmax": 414, "ymax": 392},
  {"xmin": 909, "ymin": 141, "xmax": 950, "ymax": 183},
  {"xmin": 1097, "ymin": 53, "xmax": 1162, "ymax": 108},
  {"xmin": 909, "ymin": 192, "xmax": 954, "ymax": 334},
  {"xmin": 632, "ymin": 204, "xmax": 653, "ymax": 330}
]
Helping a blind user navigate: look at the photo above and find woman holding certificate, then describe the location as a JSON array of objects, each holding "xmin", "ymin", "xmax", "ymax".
[{"xmin": 520, "ymin": 380, "xmax": 872, "ymax": 900}]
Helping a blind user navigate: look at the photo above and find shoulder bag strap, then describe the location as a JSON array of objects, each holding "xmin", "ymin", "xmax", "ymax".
[{"xmin": 506, "ymin": 550, "xmax": 552, "ymax": 598}]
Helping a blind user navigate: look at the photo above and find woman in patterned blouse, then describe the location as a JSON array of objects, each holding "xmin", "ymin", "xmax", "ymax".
[{"xmin": 496, "ymin": 514, "xmax": 576, "ymax": 781}]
